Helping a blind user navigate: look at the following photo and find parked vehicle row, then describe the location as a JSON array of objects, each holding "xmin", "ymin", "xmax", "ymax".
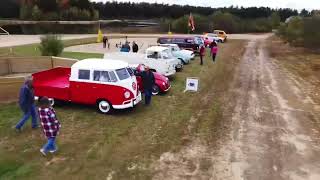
[
  {"xmin": 158, "ymin": 44, "xmax": 194, "ymax": 64},
  {"xmin": 157, "ymin": 30, "xmax": 227, "ymax": 51},
  {"xmin": 32, "ymin": 31, "xmax": 227, "ymax": 114},
  {"xmin": 157, "ymin": 36, "xmax": 201, "ymax": 54},
  {"xmin": 104, "ymin": 46, "xmax": 179, "ymax": 76}
]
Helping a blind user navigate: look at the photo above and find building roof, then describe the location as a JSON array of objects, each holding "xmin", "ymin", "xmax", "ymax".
[{"xmin": 72, "ymin": 58, "xmax": 128, "ymax": 70}]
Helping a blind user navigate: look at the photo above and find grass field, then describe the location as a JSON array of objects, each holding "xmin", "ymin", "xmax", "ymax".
[
  {"xmin": 0, "ymin": 37, "xmax": 103, "ymax": 59},
  {"xmin": 0, "ymin": 40, "xmax": 246, "ymax": 180}
]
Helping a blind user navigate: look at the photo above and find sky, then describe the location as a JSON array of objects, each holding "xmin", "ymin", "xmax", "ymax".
[{"xmin": 91, "ymin": 0, "xmax": 319, "ymax": 10}]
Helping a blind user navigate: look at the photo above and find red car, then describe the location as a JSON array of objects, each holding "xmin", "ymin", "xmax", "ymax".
[
  {"xmin": 32, "ymin": 59, "xmax": 142, "ymax": 114},
  {"xmin": 132, "ymin": 64, "xmax": 171, "ymax": 95}
]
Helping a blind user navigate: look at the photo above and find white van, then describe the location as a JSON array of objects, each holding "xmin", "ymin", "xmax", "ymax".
[{"xmin": 104, "ymin": 46, "xmax": 177, "ymax": 76}]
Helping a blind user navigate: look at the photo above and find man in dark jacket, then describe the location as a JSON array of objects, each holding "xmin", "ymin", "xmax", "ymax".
[
  {"xmin": 132, "ymin": 41, "xmax": 139, "ymax": 53},
  {"xmin": 102, "ymin": 36, "xmax": 108, "ymax": 48},
  {"xmin": 137, "ymin": 66, "xmax": 155, "ymax": 105},
  {"xmin": 15, "ymin": 78, "xmax": 38, "ymax": 131}
]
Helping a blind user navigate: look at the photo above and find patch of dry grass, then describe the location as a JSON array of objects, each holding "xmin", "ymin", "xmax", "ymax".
[{"xmin": 267, "ymin": 36, "xmax": 320, "ymax": 104}]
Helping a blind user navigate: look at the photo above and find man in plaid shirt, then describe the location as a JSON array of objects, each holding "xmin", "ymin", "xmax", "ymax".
[{"xmin": 38, "ymin": 97, "xmax": 61, "ymax": 156}]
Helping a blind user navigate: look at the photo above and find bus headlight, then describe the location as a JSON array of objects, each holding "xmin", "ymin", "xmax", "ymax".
[{"xmin": 124, "ymin": 91, "xmax": 131, "ymax": 99}]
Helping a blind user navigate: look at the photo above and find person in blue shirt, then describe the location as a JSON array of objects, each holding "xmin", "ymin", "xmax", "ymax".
[
  {"xmin": 120, "ymin": 42, "xmax": 131, "ymax": 52},
  {"xmin": 15, "ymin": 78, "xmax": 38, "ymax": 131}
]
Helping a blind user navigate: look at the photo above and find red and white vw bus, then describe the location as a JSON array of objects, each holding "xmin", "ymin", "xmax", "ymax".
[{"xmin": 32, "ymin": 58, "xmax": 142, "ymax": 114}]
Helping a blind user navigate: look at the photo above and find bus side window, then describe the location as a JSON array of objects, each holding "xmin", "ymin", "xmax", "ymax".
[
  {"xmin": 109, "ymin": 71, "xmax": 118, "ymax": 82},
  {"xmin": 100, "ymin": 71, "xmax": 110, "ymax": 82},
  {"xmin": 78, "ymin": 69, "xmax": 90, "ymax": 80},
  {"xmin": 93, "ymin": 71, "xmax": 101, "ymax": 81}
]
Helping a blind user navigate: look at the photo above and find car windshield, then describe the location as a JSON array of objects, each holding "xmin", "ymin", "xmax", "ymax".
[
  {"xmin": 173, "ymin": 46, "xmax": 180, "ymax": 51},
  {"xmin": 195, "ymin": 37, "xmax": 203, "ymax": 45},
  {"xmin": 162, "ymin": 50, "xmax": 173, "ymax": 59},
  {"xmin": 116, "ymin": 68, "xmax": 130, "ymax": 80},
  {"xmin": 208, "ymin": 34, "xmax": 218, "ymax": 37}
]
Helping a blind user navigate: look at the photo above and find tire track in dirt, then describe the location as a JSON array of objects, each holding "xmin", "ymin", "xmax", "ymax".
[{"xmin": 213, "ymin": 38, "xmax": 320, "ymax": 180}]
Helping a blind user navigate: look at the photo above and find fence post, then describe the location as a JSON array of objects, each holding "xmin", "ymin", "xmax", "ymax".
[
  {"xmin": 7, "ymin": 58, "xmax": 12, "ymax": 74},
  {"xmin": 51, "ymin": 56, "xmax": 54, "ymax": 68}
]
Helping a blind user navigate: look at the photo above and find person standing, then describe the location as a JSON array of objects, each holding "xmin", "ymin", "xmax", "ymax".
[
  {"xmin": 15, "ymin": 78, "xmax": 38, "ymax": 131},
  {"xmin": 38, "ymin": 97, "xmax": 61, "ymax": 156},
  {"xmin": 120, "ymin": 42, "xmax": 131, "ymax": 52},
  {"xmin": 210, "ymin": 41, "xmax": 218, "ymax": 62},
  {"xmin": 132, "ymin": 41, "xmax": 139, "ymax": 53},
  {"xmin": 102, "ymin": 36, "xmax": 108, "ymax": 48},
  {"xmin": 199, "ymin": 45, "xmax": 205, "ymax": 65},
  {"xmin": 137, "ymin": 66, "xmax": 155, "ymax": 105}
]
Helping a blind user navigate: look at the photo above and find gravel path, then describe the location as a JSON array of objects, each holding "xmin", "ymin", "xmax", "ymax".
[{"xmin": 212, "ymin": 37, "xmax": 320, "ymax": 180}]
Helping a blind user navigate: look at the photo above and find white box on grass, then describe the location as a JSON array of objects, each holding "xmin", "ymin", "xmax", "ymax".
[{"xmin": 184, "ymin": 77, "xmax": 199, "ymax": 92}]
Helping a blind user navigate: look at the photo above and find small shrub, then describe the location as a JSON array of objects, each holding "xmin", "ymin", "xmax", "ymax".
[
  {"xmin": 303, "ymin": 16, "xmax": 320, "ymax": 48},
  {"xmin": 285, "ymin": 17, "xmax": 304, "ymax": 46},
  {"xmin": 39, "ymin": 35, "xmax": 64, "ymax": 56}
]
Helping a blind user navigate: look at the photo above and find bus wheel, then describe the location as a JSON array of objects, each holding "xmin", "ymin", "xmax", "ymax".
[{"xmin": 97, "ymin": 100, "xmax": 113, "ymax": 114}]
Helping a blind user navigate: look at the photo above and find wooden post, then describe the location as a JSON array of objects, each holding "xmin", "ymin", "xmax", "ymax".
[
  {"xmin": 7, "ymin": 58, "xmax": 12, "ymax": 74},
  {"xmin": 51, "ymin": 56, "xmax": 54, "ymax": 68}
]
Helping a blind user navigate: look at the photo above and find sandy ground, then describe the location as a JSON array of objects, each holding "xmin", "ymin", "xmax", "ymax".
[
  {"xmin": 63, "ymin": 34, "xmax": 272, "ymax": 54},
  {"xmin": 64, "ymin": 37, "xmax": 157, "ymax": 54},
  {"xmin": 0, "ymin": 34, "xmax": 97, "ymax": 48},
  {"xmin": 0, "ymin": 33, "xmax": 271, "ymax": 48},
  {"xmin": 152, "ymin": 35, "xmax": 320, "ymax": 180}
]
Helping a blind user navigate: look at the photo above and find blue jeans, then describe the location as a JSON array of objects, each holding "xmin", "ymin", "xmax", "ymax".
[
  {"xmin": 16, "ymin": 104, "xmax": 38, "ymax": 129},
  {"xmin": 42, "ymin": 137, "xmax": 57, "ymax": 153},
  {"xmin": 144, "ymin": 89, "xmax": 152, "ymax": 105}
]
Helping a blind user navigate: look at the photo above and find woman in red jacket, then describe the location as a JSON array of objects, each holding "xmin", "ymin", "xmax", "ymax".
[{"xmin": 199, "ymin": 45, "xmax": 205, "ymax": 65}]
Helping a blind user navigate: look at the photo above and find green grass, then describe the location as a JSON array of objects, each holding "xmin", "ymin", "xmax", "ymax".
[
  {"xmin": 0, "ymin": 37, "xmax": 101, "ymax": 60},
  {"xmin": 0, "ymin": 40, "xmax": 246, "ymax": 179}
]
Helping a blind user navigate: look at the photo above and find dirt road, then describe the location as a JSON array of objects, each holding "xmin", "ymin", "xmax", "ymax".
[{"xmin": 213, "ymin": 37, "xmax": 320, "ymax": 180}]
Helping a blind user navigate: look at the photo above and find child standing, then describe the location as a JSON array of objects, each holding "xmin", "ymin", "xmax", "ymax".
[
  {"xmin": 38, "ymin": 97, "xmax": 61, "ymax": 156},
  {"xmin": 210, "ymin": 41, "xmax": 218, "ymax": 63}
]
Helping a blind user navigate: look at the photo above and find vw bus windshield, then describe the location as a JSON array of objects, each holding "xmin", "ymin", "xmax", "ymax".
[
  {"xmin": 116, "ymin": 68, "xmax": 130, "ymax": 80},
  {"xmin": 127, "ymin": 67, "xmax": 134, "ymax": 76}
]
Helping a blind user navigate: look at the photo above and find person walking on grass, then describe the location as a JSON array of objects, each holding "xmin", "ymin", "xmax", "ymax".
[
  {"xmin": 136, "ymin": 66, "xmax": 155, "ymax": 106},
  {"xmin": 15, "ymin": 78, "xmax": 38, "ymax": 132},
  {"xmin": 38, "ymin": 97, "xmax": 61, "ymax": 156},
  {"xmin": 199, "ymin": 45, "xmax": 205, "ymax": 65},
  {"xmin": 210, "ymin": 41, "xmax": 218, "ymax": 63}
]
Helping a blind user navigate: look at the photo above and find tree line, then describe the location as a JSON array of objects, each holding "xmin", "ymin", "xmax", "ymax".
[
  {"xmin": 1, "ymin": 0, "xmax": 319, "ymax": 35},
  {"xmin": 277, "ymin": 13, "xmax": 320, "ymax": 49},
  {"xmin": 1, "ymin": 0, "xmax": 315, "ymax": 21},
  {"xmin": 91, "ymin": 2, "xmax": 312, "ymax": 22},
  {"xmin": 1, "ymin": 0, "xmax": 98, "ymax": 20},
  {"xmin": 165, "ymin": 11, "xmax": 280, "ymax": 34}
]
